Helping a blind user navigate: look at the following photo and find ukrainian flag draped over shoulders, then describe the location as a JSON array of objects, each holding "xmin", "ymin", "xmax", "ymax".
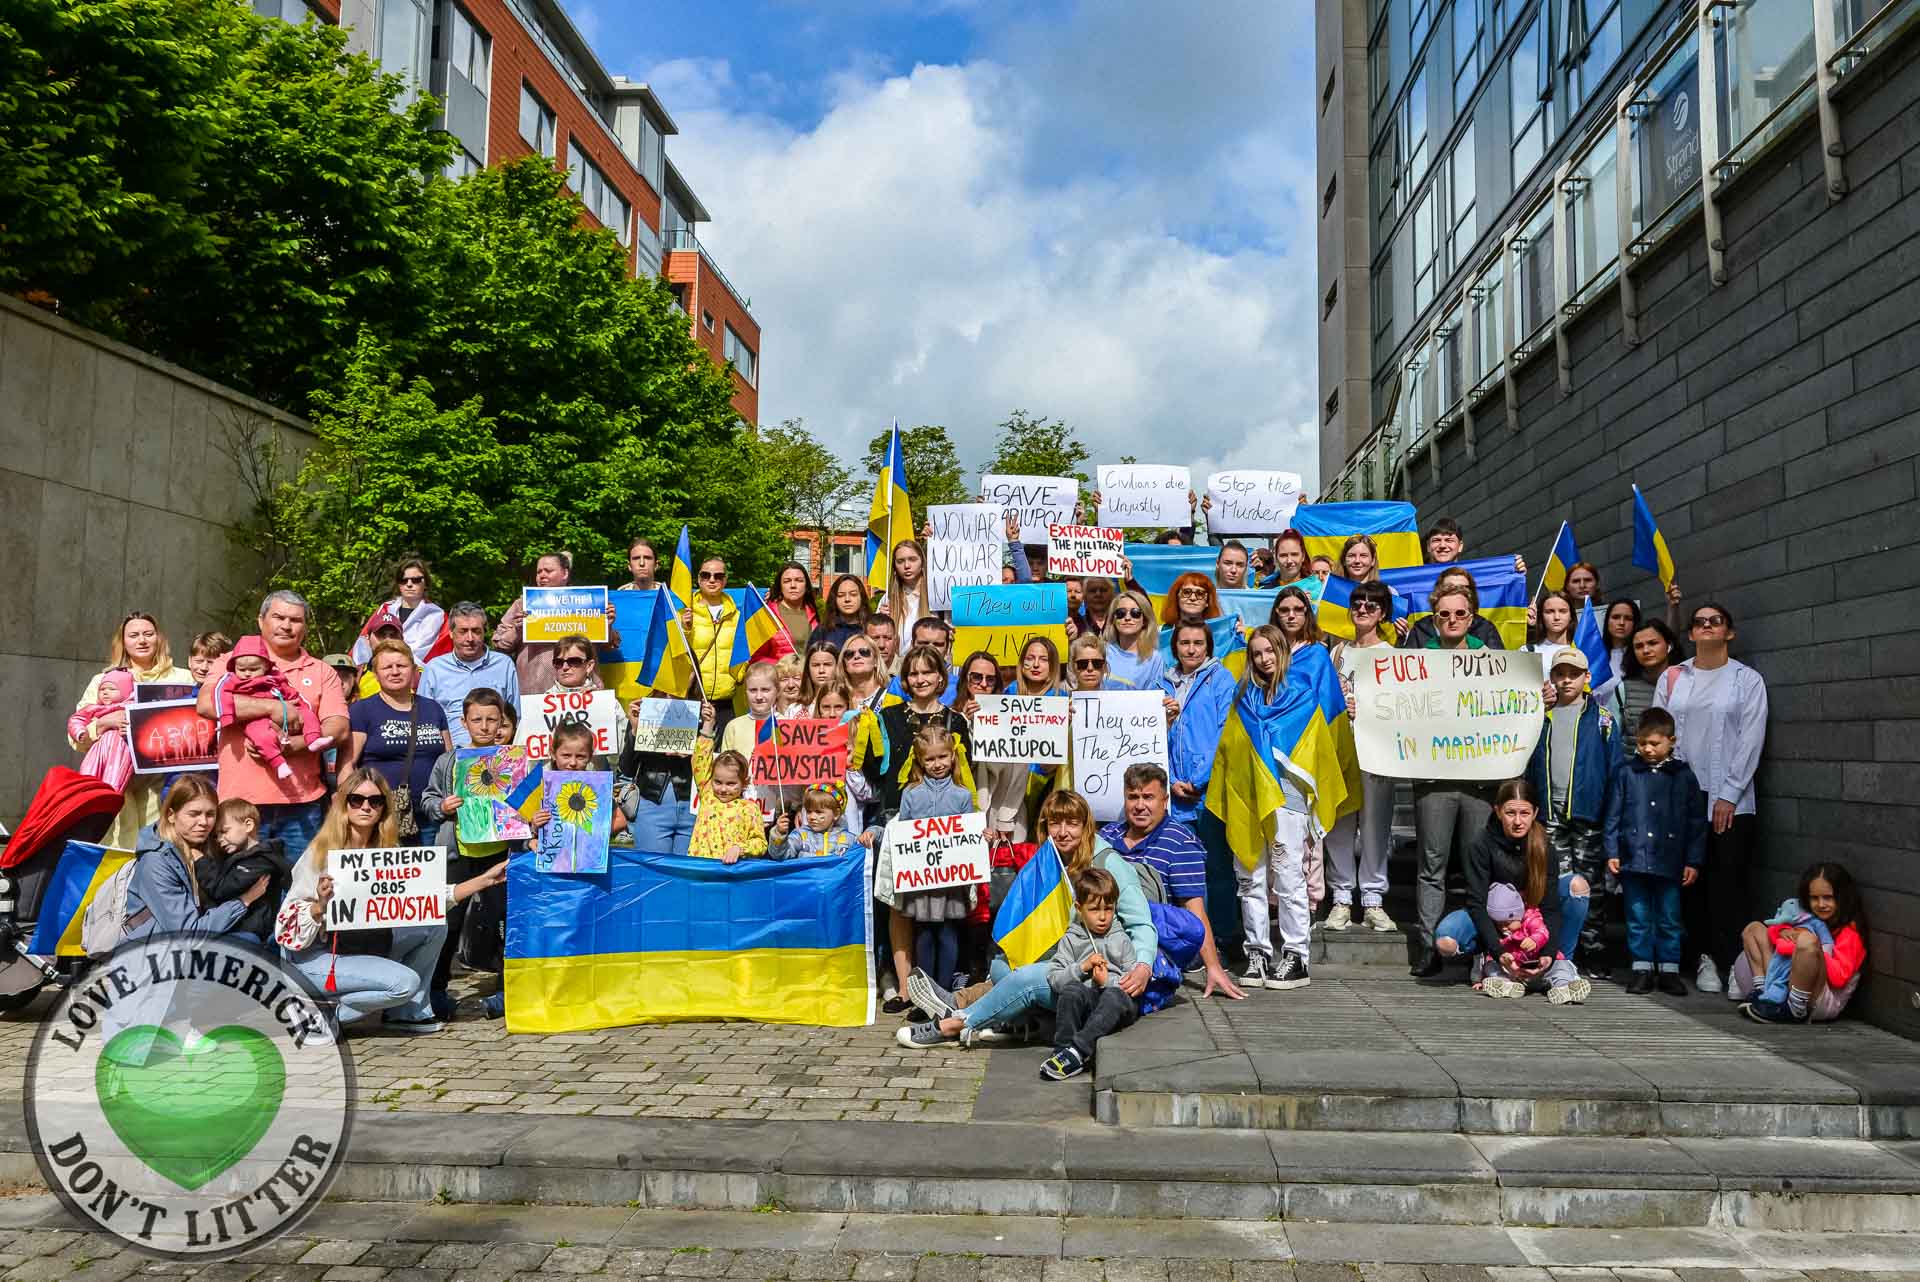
[
  {"xmin": 1206, "ymin": 646, "xmax": 1359, "ymax": 870},
  {"xmin": 867, "ymin": 420, "xmax": 912, "ymax": 595}
]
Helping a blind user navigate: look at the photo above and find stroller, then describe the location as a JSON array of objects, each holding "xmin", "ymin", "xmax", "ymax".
[{"xmin": 0, "ymin": 767, "xmax": 124, "ymax": 1009}]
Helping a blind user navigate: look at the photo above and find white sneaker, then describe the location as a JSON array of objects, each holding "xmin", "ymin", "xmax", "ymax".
[
  {"xmin": 1241, "ymin": 954, "xmax": 1269, "ymax": 988},
  {"xmin": 1549, "ymin": 978, "xmax": 1593, "ymax": 1005},
  {"xmin": 1324, "ymin": 904, "xmax": 1353, "ymax": 931},
  {"xmin": 958, "ymin": 1024, "xmax": 1015, "ymax": 1048},
  {"xmin": 1363, "ymin": 906, "xmax": 1397, "ymax": 932},
  {"xmin": 1695, "ymin": 954, "xmax": 1723, "ymax": 994},
  {"xmin": 1480, "ymin": 977, "xmax": 1526, "ymax": 999}
]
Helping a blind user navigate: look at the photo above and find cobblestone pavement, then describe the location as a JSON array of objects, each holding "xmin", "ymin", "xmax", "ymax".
[{"xmin": 0, "ymin": 1203, "xmax": 1914, "ymax": 1282}]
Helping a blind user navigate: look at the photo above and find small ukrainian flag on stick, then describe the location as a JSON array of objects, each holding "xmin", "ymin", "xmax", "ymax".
[{"xmin": 1631, "ymin": 484, "xmax": 1676, "ymax": 591}]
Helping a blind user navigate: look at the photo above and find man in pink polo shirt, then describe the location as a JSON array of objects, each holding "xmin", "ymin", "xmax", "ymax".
[{"xmin": 198, "ymin": 590, "xmax": 350, "ymax": 857}]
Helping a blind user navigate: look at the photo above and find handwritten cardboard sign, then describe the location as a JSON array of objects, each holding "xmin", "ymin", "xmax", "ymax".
[
  {"xmin": 126, "ymin": 700, "xmax": 218, "ymax": 775},
  {"xmin": 950, "ymin": 583, "xmax": 1070, "ymax": 666},
  {"xmin": 324, "ymin": 845, "xmax": 447, "ymax": 931},
  {"xmin": 1046, "ymin": 524, "xmax": 1126, "ymax": 578},
  {"xmin": 981, "ymin": 474, "xmax": 1079, "ymax": 544},
  {"xmin": 926, "ymin": 503, "xmax": 1005, "ymax": 612},
  {"xmin": 521, "ymin": 586, "xmax": 609, "ymax": 644},
  {"xmin": 516, "ymin": 687, "xmax": 622, "ymax": 761},
  {"xmin": 1351, "ymin": 649, "xmax": 1546, "ymax": 781},
  {"xmin": 1097, "ymin": 465, "xmax": 1190, "ymax": 528},
  {"xmin": 749, "ymin": 718, "xmax": 850, "ymax": 792},
  {"xmin": 1070, "ymin": 690, "xmax": 1170, "ymax": 822},
  {"xmin": 970, "ymin": 694, "xmax": 1071, "ymax": 764},
  {"xmin": 887, "ymin": 810, "xmax": 991, "ymax": 894},
  {"xmin": 534, "ymin": 770, "xmax": 613, "ymax": 875},
  {"xmin": 628, "ymin": 698, "xmax": 701, "ymax": 755},
  {"xmin": 1205, "ymin": 470, "xmax": 1303, "ymax": 535}
]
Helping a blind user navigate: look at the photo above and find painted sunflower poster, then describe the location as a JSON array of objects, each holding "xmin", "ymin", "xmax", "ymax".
[
  {"xmin": 455, "ymin": 747, "xmax": 541, "ymax": 844},
  {"xmin": 535, "ymin": 769, "xmax": 613, "ymax": 874}
]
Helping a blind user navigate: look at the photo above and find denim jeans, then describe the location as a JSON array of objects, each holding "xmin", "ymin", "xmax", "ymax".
[
  {"xmin": 1621, "ymin": 872, "xmax": 1684, "ymax": 969},
  {"xmin": 963, "ymin": 957, "xmax": 1055, "ymax": 1031},
  {"xmin": 1435, "ymin": 871, "xmax": 1589, "ymax": 988},
  {"xmin": 258, "ymin": 801, "xmax": 325, "ymax": 860},
  {"xmin": 1548, "ymin": 818, "xmax": 1608, "ymax": 964},
  {"xmin": 287, "ymin": 923, "xmax": 445, "ymax": 1024},
  {"xmin": 627, "ymin": 782, "xmax": 695, "ymax": 856}
]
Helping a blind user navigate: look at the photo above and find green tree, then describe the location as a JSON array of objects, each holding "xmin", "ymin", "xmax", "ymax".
[
  {"xmin": 985, "ymin": 410, "xmax": 1091, "ymax": 484},
  {"xmin": 756, "ymin": 419, "xmax": 864, "ymax": 534},
  {"xmin": 864, "ymin": 424, "xmax": 969, "ymax": 528}
]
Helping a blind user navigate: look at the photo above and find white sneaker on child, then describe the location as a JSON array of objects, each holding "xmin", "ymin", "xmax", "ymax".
[{"xmin": 1695, "ymin": 954, "xmax": 1723, "ymax": 994}]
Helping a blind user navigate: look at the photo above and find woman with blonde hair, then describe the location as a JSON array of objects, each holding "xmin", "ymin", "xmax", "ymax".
[
  {"xmin": 123, "ymin": 774, "xmax": 270, "ymax": 941},
  {"xmin": 275, "ymin": 768, "xmax": 504, "ymax": 1035},
  {"xmin": 71, "ymin": 612, "xmax": 194, "ymax": 848},
  {"xmin": 1101, "ymin": 589, "xmax": 1165, "ymax": 690}
]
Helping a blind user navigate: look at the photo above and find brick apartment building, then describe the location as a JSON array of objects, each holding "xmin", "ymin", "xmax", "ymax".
[{"xmin": 265, "ymin": 0, "xmax": 761, "ymax": 423}]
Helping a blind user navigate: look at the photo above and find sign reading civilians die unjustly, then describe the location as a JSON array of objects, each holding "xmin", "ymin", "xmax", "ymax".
[
  {"xmin": 970, "ymin": 693, "xmax": 1071, "ymax": 764},
  {"xmin": 1205, "ymin": 470, "xmax": 1303, "ymax": 535},
  {"xmin": 1097, "ymin": 465, "xmax": 1190, "ymax": 528},
  {"xmin": 324, "ymin": 845, "xmax": 447, "ymax": 931},
  {"xmin": 888, "ymin": 811, "xmax": 991, "ymax": 895},
  {"xmin": 981, "ymin": 474, "xmax": 1079, "ymax": 544},
  {"xmin": 1046, "ymin": 524, "xmax": 1126, "ymax": 577},
  {"xmin": 1352, "ymin": 649, "xmax": 1547, "ymax": 781},
  {"xmin": 1070, "ymin": 690, "xmax": 1170, "ymax": 822}
]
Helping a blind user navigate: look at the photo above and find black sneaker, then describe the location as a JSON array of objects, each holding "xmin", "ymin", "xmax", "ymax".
[
  {"xmin": 1040, "ymin": 1046, "xmax": 1087, "ymax": 1080},
  {"xmin": 882, "ymin": 994, "xmax": 914, "ymax": 1015},
  {"xmin": 1268, "ymin": 952, "xmax": 1311, "ymax": 990},
  {"xmin": 906, "ymin": 968, "xmax": 957, "ymax": 1020},
  {"xmin": 1742, "ymin": 999, "xmax": 1806, "ymax": 1025},
  {"xmin": 1410, "ymin": 951, "xmax": 1443, "ymax": 978},
  {"xmin": 1625, "ymin": 971, "xmax": 1655, "ymax": 995},
  {"xmin": 1656, "ymin": 972, "xmax": 1689, "ymax": 998}
]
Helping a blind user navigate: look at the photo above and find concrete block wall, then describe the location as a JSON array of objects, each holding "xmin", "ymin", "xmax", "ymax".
[
  {"xmin": 0, "ymin": 295, "xmax": 314, "ymax": 827},
  {"xmin": 1403, "ymin": 31, "xmax": 1920, "ymax": 1035}
]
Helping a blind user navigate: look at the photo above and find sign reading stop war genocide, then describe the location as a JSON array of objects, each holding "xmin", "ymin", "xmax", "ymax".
[
  {"xmin": 981, "ymin": 474, "xmax": 1079, "ymax": 544},
  {"xmin": 1352, "ymin": 649, "xmax": 1547, "ymax": 781},
  {"xmin": 1070, "ymin": 690, "xmax": 1170, "ymax": 822},
  {"xmin": 1097, "ymin": 465, "xmax": 1190, "ymax": 528},
  {"xmin": 1046, "ymin": 524, "xmax": 1126, "ymax": 577},
  {"xmin": 926, "ymin": 503, "xmax": 1005, "ymax": 612},
  {"xmin": 521, "ymin": 586, "xmax": 609, "ymax": 643},
  {"xmin": 324, "ymin": 845, "xmax": 447, "ymax": 931},
  {"xmin": 888, "ymin": 811, "xmax": 991, "ymax": 895},
  {"xmin": 950, "ymin": 583, "xmax": 1070, "ymax": 666},
  {"xmin": 1205, "ymin": 470, "xmax": 1304, "ymax": 535},
  {"xmin": 970, "ymin": 694, "xmax": 1071, "ymax": 764},
  {"xmin": 516, "ymin": 687, "xmax": 623, "ymax": 761}
]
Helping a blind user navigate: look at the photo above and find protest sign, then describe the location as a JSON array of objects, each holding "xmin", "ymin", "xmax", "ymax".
[
  {"xmin": 1205, "ymin": 470, "xmax": 1304, "ymax": 535},
  {"xmin": 1070, "ymin": 690, "xmax": 1170, "ymax": 821},
  {"xmin": 628, "ymin": 699, "xmax": 701, "ymax": 754},
  {"xmin": 324, "ymin": 845, "xmax": 447, "ymax": 931},
  {"xmin": 980, "ymin": 474, "xmax": 1079, "ymax": 544},
  {"xmin": 950, "ymin": 582, "xmax": 1069, "ymax": 665},
  {"xmin": 750, "ymin": 717, "xmax": 850, "ymax": 819},
  {"xmin": 535, "ymin": 770, "xmax": 613, "ymax": 874},
  {"xmin": 1046, "ymin": 524, "xmax": 1126, "ymax": 578},
  {"xmin": 887, "ymin": 811, "xmax": 991, "ymax": 895},
  {"xmin": 521, "ymin": 586, "xmax": 610, "ymax": 643},
  {"xmin": 926, "ymin": 503, "xmax": 1005, "ymax": 612},
  {"xmin": 970, "ymin": 694, "xmax": 1071, "ymax": 764},
  {"xmin": 133, "ymin": 684, "xmax": 196, "ymax": 705},
  {"xmin": 455, "ymin": 746, "xmax": 539, "ymax": 844},
  {"xmin": 1097, "ymin": 465, "xmax": 1190, "ymax": 528},
  {"xmin": 1352, "ymin": 649, "xmax": 1546, "ymax": 781},
  {"xmin": 516, "ymin": 687, "xmax": 623, "ymax": 760},
  {"xmin": 126, "ymin": 700, "xmax": 217, "ymax": 775}
]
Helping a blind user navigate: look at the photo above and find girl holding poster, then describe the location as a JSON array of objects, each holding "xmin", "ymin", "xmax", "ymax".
[
  {"xmin": 879, "ymin": 540, "xmax": 932, "ymax": 638},
  {"xmin": 893, "ymin": 723, "xmax": 979, "ymax": 994}
]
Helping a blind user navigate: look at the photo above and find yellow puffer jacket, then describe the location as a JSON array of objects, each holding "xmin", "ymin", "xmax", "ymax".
[{"xmin": 686, "ymin": 598, "xmax": 741, "ymax": 702}]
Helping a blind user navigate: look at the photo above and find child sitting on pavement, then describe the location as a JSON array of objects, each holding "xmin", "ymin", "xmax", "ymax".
[
  {"xmin": 1041, "ymin": 865, "xmax": 1139, "ymax": 1081},
  {"xmin": 1487, "ymin": 882, "xmax": 1552, "ymax": 975}
]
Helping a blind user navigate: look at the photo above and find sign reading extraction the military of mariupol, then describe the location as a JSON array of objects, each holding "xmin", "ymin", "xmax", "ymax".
[
  {"xmin": 1351, "ymin": 649, "xmax": 1546, "ymax": 781},
  {"xmin": 970, "ymin": 694, "xmax": 1071, "ymax": 764},
  {"xmin": 1046, "ymin": 524, "xmax": 1126, "ymax": 577},
  {"xmin": 887, "ymin": 810, "xmax": 990, "ymax": 895},
  {"xmin": 324, "ymin": 846, "xmax": 447, "ymax": 930}
]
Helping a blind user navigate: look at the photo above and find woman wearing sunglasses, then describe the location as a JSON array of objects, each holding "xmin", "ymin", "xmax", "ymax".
[
  {"xmin": 274, "ymin": 769, "xmax": 506, "ymax": 1036},
  {"xmin": 1068, "ymin": 633, "xmax": 1125, "ymax": 691},
  {"xmin": 350, "ymin": 559, "xmax": 449, "ymax": 668},
  {"xmin": 1101, "ymin": 590, "xmax": 1165, "ymax": 691},
  {"xmin": 838, "ymin": 633, "xmax": 897, "ymax": 714},
  {"xmin": 680, "ymin": 557, "xmax": 742, "ymax": 715},
  {"xmin": 1653, "ymin": 603, "xmax": 1768, "ymax": 996}
]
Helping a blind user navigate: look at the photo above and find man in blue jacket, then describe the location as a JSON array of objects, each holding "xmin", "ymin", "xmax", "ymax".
[{"xmin": 1527, "ymin": 647, "xmax": 1617, "ymax": 980}]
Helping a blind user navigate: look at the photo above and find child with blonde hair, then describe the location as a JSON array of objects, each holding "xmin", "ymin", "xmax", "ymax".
[{"xmin": 692, "ymin": 702, "xmax": 768, "ymax": 864}]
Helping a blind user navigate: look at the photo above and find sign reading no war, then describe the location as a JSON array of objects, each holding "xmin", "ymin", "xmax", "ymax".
[{"xmin": 1351, "ymin": 649, "xmax": 1546, "ymax": 781}]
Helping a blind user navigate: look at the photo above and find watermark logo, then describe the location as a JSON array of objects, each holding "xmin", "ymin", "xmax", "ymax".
[{"xmin": 24, "ymin": 935, "xmax": 353, "ymax": 1259}]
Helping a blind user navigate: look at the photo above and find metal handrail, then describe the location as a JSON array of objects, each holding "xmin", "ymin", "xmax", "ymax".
[
  {"xmin": 1709, "ymin": 74, "xmax": 1816, "ymax": 187},
  {"xmin": 1829, "ymin": 0, "xmax": 1918, "ymax": 68},
  {"xmin": 663, "ymin": 228, "xmax": 756, "ymax": 320}
]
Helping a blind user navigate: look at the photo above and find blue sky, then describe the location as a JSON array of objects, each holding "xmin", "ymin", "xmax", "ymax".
[{"xmin": 574, "ymin": 0, "xmax": 1323, "ymax": 485}]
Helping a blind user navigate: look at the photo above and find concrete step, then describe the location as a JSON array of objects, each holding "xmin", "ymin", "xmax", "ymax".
[{"xmin": 1310, "ymin": 921, "xmax": 1421, "ymax": 969}]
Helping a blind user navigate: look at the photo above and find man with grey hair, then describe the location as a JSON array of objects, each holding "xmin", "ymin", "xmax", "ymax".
[
  {"xmin": 419, "ymin": 602, "xmax": 521, "ymax": 748},
  {"xmin": 197, "ymin": 589, "xmax": 349, "ymax": 854}
]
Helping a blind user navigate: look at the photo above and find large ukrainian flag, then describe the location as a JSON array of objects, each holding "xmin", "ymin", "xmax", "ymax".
[
  {"xmin": 29, "ymin": 841, "xmax": 135, "ymax": 957},
  {"xmin": 1205, "ymin": 646, "xmax": 1358, "ymax": 868},
  {"xmin": 1292, "ymin": 501, "xmax": 1423, "ymax": 569},
  {"xmin": 504, "ymin": 847, "xmax": 875, "ymax": 1032},
  {"xmin": 866, "ymin": 420, "xmax": 912, "ymax": 595},
  {"xmin": 600, "ymin": 587, "xmax": 665, "ymax": 703},
  {"xmin": 1378, "ymin": 554, "xmax": 1530, "ymax": 647}
]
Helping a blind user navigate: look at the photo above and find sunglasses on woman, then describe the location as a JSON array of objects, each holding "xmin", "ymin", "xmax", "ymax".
[
  {"xmin": 398, "ymin": 574, "xmax": 426, "ymax": 585},
  {"xmin": 555, "ymin": 656, "xmax": 589, "ymax": 669},
  {"xmin": 1691, "ymin": 614, "xmax": 1726, "ymax": 629},
  {"xmin": 1074, "ymin": 658, "xmax": 1106, "ymax": 670},
  {"xmin": 1110, "ymin": 608, "xmax": 1143, "ymax": 620},
  {"xmin": 842, "ymin": 647, "xmax": 874, "ymax": 659},
  {"xmin": 966, "ymin": 671, "xmax": 996, "ymax": 686},
  {"xmin": 345, "ymin": 792, "xmax": 386, "ymax": 811}
]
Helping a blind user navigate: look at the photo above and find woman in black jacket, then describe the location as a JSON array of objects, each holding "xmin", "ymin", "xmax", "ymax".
[{"xmin": 1432, "ymin": 779, "xmax": 1593, "ymax": 1004}]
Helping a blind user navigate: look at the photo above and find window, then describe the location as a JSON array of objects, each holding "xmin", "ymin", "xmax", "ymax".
[
  {"xmin": 519, "ymin": 84, "xmax": 556, "ymax": 157},
  {"xmin": 725, "ymin": 326, "xmax": 757, "ymax": 386},
  {"xmin": 1322, "ymin": 69, "xmax": 1338, "ymax": 115},
  {"xmin": 1322, "ymin": 174, "xmax": 1338, "ymax": 217},
  {"xmin": 1471, "ymin": 258, "xmax": 1503, "ymax": 381},
  {"xmin": 1369, "ymin": 32, "xmax": 1390, "ymax": 111},
  {"xmin": 1452, "ymin": 0, "xmax": 1484, "ymax": 110},
  {"xmin": 1714, "ymin": 0, "xmax": 1817, "ymax": 167},
  {"xmin": 567, "ymin": 142, "xmax": 632, "ymax": 246},
  {"xmin": 1515, "ymin": 210, "xmax": 1556, "ymax": 343},
  {"xmin": 1412, "ymin": 0, "xmax": 1433, "ymax": 52},
  {"xmin": 1446, "ymin": 121, "xmax": 1477, "ymax": 274},
  {"xmin": 1323, "ymin": 281, "xmax": 1340, "ymax": 319},
  {"xmin": 437, "ymin": 5, "xmax": 489, "ymax": 176},
  {"xmin": 1437, "ymin": 308, "xmax": 1464, "ymax": 413},
  {"xmin": 702, "ymin": 310, "xmax": 715, "ymax": 332},
  {"xmin": 1567, "ymin": 130, "xmax": 1619, "ymax": 300},
  {"xmin": 1324, "ymin": 388, "xmax": 1341, "ymax": 424},
  {"xmin": 1566, "ymin": 0, "xmax": 1624, "ymax": 111},
  {"xmin": 1372, "ymin": 252, "xmax": 1394, "ymax": 340},
  {"xmin": 378, "ymin": 0, "xmax": 431, "ymax": 109},
  {"xmin": 635, "ymin": 113, "xmax": 666, "ymax": 196},
  {"xmin": 253, "ymin": 0, "xmax": 311, "ymax": 21},
  {"xmin": 1413, "ymin": 188, "xmax": 1437, "ymax": 314},
  {"xmin": 1404, "ymin": 65, "xmax": 1430, "ymax": 190},
  {"xmin": 1371, "ymin": 127, "xmax": 1400, "ymax": 226},
  {"xmin": 633, "ymin": 218, "xmax": 662, "ymax": 277},
  {"xmin": 1510, "ymin": 14, "xmax": 1553, "ymax": 184}
]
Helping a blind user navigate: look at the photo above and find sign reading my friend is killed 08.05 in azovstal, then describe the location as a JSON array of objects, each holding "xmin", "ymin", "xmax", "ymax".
[
  {"xmin": 1351, "ymin": 649, "xmax": 1546, "ymax": 781},
  {"xmin": 324, "ymin": 846, "xmax": 447, "ymax": 930}
]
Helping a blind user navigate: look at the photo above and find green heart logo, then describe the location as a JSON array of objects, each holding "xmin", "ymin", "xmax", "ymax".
[{"xmin": 94, "ymin": 1025, "xmax": 286, "ymax": 1192}]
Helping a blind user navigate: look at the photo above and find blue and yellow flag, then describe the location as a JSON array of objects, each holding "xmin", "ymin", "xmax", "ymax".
[
  {"xmin": 1159, "ymin": 613, "xmax": 1243, "ymax": 663},
  {"xmin": 992, "ymin": 841, "xmax": 1074, "ymax": 969},
  {"xmin": 1122, "ymin": 543, "xmax": 1219, "ymax": 604},
  {"xmin": 1540, "ymin": 521, "xmax": 1580, "ymax": 594},
  {"xmin": 600, "ymin": 588, "xmax": 665, "ymax": 703},
  {"xmin": 1574, "ymin": 599, "xmax": 1615, "ymax": 692},
  {"xmin": 1292, "ymin": 501, "xmax": 1423, "ymax": 569},
  {"xmin": 1316, "ymin": 573, "xmax": 1391, "ymax": 644},
  {"xmin": 1632, "ymin": 484, "xmax": 1675, "ymax": 590},
  {"xmin": 1376, "ymin": 555, "xmax": 1531, "ymax": 648},
  {"xmin": 30, "ymin": 841, "xmax": 135, "ymax": 957},
  {"xmin": 1206, "ymin": 645, "xmax": 1358, "ymax": 867},
  {"xmin": 731, "ymin": 584, "xmax": 782, "ymax": 669},
  {"xmin": 638, "ymin": 595, "xmax": 697, "ymax": 697},
  {"xmin": 866, "ymin": 420, "xmax": 912, "ymax": 595},
  {"xmin": 505, "ymin": 847, "xmax": 874, "ymax": 1031},
  {"xmin": 666, "ymin": 525, "xmax": 695, "ymax": 612}
]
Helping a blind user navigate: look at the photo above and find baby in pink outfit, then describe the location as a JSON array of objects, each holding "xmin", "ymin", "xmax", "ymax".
[
  {"xmin": 1488, "ymin": 881, "xmax": 1553, "ymax": 971},
  {"xmin": 212, "ymin": 636, "xmax": 333, "ymax": 780},
  {"xmin": 68, "ymin": 669, "xmax": 137, "ymax": 791}
]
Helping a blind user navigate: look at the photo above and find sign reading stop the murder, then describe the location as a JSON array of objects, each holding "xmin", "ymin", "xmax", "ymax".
[
  {"xmin": 516, "ymin": 688, "xmax": 623, "ymax": 760},
  {"xmin": 970, "ymin": 694, "xmax": 1071, "ymax": 764},
  {"xmin": 1069, "ymin": 690, "xmax": 1169, "ymax": 822},
  {"xmin": 1046, "ymin": 524, "xmax": 1126, "ymax": 577},
  {"xmin": 1204, "ymin": 470, "xmax": 1303, "ymax": 535},
  {"xmin": 1352, "ymin": 649, "xmax": 1546, "ymax": 781},
  {"xmin": 324, "ymin": 845, "xmax": 447, "ymax": 931},
  {"xmin": 887, "ymin": 811, "xmax": 990, "ymax": 895}
]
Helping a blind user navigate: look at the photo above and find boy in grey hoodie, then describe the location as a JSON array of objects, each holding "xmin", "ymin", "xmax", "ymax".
[{"xmin": 1041, "ymin": 865, "xmax": 1140, "ymax": 1081}]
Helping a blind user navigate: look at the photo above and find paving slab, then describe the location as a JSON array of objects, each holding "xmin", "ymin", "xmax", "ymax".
[
  {"xmin": 1283, "ymin": 1225, "xmax": 1527, "ymax": 1265},
  {"xmin": 1436, "ymin": 1057, "xmax": 1656, "ymax": 1103},
  {"xmin": 834, "ymin": 1214, "xmax": 1063, "ymax": 1257},
  {"xmin": 388, "ymin": 1204, "xmax": 636, "ymax": 1245},
  {"xmin": 1508, "ymin": 1230, "xmax": 1759, "ymax": 1268},
  {"xmin": 1059, "ymin": 1218, "xmax": 1290, "ymax": 1261},
  {"xmin": 974, "ymin": 1045, "xmax": 1090, "ymax": 1124},
  {"xmin": 1267, "ymin": 1131, "xmax": 1492, "ymax": 1183},
  {"xmin": 1246, "ymin": 1051, "xmax": 1459, "ymax": 1099},
  {"xmin": 1097, "ymin": 1050, "xmax": 1263, "ymax": 1094},
  {"xmin": 609, "ymin": 1210, "xmax": 847, "ymax": 1252},
  {"xmin": 1064, "ymin": 1128, "xmax": 1278, "ymax": 1184},
  {"xmin": 1668, "ymin": 1138, "xmax": 1920, "ymax": 1193},
  {"xmin": 500, "ymin": 1116, "xmax": 801, "ymax": 1173},
  {"xmin": 344, "ymin": 1112, "xmax": 535, "ymax": 1166},
  {"xmin": 1620, "ymin": 1059, "xmax": 1857, "ymax": 1105},
  {"xmin": 1740, "ymin": 1231, "xmax": 1920, "ymax": 1271},
  {"xmin": 1467, "ymin": 1138, "xmax": 1713, "ymax": 1190}
]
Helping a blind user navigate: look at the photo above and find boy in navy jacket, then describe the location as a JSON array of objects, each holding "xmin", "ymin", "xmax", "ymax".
[
  {"xmin": 1526, "ymin": 646, "xmax": 1617, "ymax": 978},
  {"xmin": 1604, "ymin": 707, "xmax": 1707, "ymax": 995}
]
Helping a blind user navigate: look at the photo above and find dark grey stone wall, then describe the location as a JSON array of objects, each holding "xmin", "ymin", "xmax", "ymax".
[{"xmin": 1405, "ymin": 31, "xmax": 1920, "ymax": 1036}]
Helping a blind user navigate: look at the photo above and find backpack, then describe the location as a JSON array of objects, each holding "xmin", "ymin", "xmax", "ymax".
[{"xmin": 80, "ymin": 860, "xmax": 140, "ymax": 957}]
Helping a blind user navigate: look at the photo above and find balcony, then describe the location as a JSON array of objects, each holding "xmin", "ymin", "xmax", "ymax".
[{"xmin": 664, "ymin": 228, "xmax": 754, "ymax": 323}]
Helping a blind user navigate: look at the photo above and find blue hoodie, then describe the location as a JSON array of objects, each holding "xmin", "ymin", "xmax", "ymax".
[{"xmin": 1158, "ymin": 659, "xmax": 1236, "ymax": 823}]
